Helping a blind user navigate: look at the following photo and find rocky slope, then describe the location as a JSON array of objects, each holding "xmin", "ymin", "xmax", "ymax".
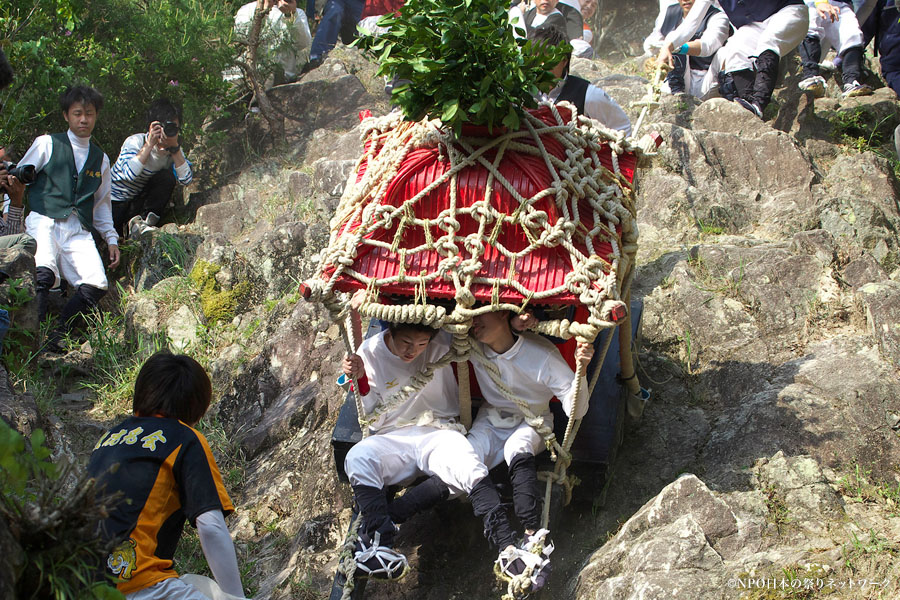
[{"xmin": 4, "ymin": 1, "xmax": 900, "ymax": 598}]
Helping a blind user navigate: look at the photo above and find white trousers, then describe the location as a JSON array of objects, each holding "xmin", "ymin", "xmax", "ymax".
[
  {"xmin": 26, "ymin": 212, "xmax": 108, "ymax": 289},
  {"xmin": 720, "ymin": 4, "xmax": 809, "ymax": 73},
  {"xmin": 345, "ymin": 425, "xmax": 488, "ymax": 495},
  {"xmin": 126, "ymin": 577, "xmax": 209, "ymax": 600},
  {"xmin": 466, "ymin": 410, "xmax": 551, "ymax": 470},
  {"xmin": 662, "ymin": 65, "xmax": 722, "ymax": 100},
  {"xmin": 807, "ymin": 3, "xmax": 864, "ymax": 55}
]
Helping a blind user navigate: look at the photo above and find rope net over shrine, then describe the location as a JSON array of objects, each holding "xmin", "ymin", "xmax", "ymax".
[{"xmin": 303, "ymin": 99, "xmax": 656, "ymax": 600}]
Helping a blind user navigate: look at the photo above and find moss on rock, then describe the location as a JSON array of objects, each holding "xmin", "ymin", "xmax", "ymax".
[{"xmin": 189, "ymin": 260, "xmax": 252, "ymax": 324}]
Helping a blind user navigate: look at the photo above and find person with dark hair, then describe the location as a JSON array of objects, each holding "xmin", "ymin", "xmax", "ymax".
[
  {"xmin": 110, "ymin": 98, "xmax": 193, "ymax": 237},
  {"xmin": 14, "ymin": 85, "xmax": 119, "ymax": 353},
  {"xmin": 798, "ymin": 0, "xmax": 871, "ymax": 97},
  {"xmin": 339, "ymin": 291, "xmax": 540, "ymax": 582},
  {"xmin": 528, "ymin": 25, "xmax": 632, "ymax": 134},
  {"xmin": 660, "ymin": 0, "xmax": 822, "ymax": 119},
  {"xmin": 0, "ymin": 48, "xmax": 13, "ymax": 91},
  {"xmin": 88, "ymin": 352, "xmax": 247, "ymax": 599}
]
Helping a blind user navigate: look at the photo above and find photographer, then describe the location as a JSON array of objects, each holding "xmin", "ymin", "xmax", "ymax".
[
  {"xmin": 111, "ymin": 98, "xmax": 193, "ymax": 237},
  {"xmin": 0, "ymin": 149, "xmax": 37, "ymax": 254}
]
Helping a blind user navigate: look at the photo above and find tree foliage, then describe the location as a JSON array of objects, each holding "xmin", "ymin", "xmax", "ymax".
[
  {"xmin": 356, "ymin": 0, "xmax": 570, "ymax": 135},
  {"xmin": 0, "ymin": 0, "xmax": 241, "ymax": 161}
]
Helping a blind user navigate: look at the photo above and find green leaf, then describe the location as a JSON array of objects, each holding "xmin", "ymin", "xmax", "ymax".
[{"xmin": 502, "ymin": 107, "xmax": 520, "ymax": 131}]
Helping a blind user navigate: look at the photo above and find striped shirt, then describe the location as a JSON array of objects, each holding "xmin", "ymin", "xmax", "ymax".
[{"xmin": 110, "ymin": 133, "xmax": 192, "ymax": 204}]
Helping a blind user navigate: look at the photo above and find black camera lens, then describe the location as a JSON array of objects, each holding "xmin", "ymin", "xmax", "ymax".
[
  {"xmin": 163, "ymin": 121, "xmax": 179, "ymax": 137},
  {"xmin": 6, "ymin": 163, "xmax": 36, "ymax": 184}
]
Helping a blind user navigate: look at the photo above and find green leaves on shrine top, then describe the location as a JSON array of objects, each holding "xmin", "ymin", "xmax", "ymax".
[{"xmin": 356, "ymin": 0, "xmax": 570, "ymax": 136}]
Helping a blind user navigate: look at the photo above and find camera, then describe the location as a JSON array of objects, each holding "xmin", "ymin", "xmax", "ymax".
[
  {"xmin": 4, "ymin": 163, "xmax": 36, "ymax": 185},
  {"xmin": 163, "ymin": 121, "xmax": 180, "ymax": 137}
]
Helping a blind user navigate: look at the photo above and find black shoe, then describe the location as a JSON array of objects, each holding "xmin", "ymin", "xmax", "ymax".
[
  {"xmin": 301, "ymin": 56, "xmax": 323, "ymax": 75},
  {"xmin": 735, "ymin": 97, "xmax": 763, "ymax": 119}
]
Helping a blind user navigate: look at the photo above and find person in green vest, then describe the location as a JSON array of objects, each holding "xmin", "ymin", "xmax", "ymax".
[{"xmin": 16, "ymin": 85, "xmax": 120, "ymax": 352}]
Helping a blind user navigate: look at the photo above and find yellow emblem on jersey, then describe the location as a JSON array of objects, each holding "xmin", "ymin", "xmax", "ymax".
[{"xmin": 107, "ymin": 538, "xmax": 138, "ymax": 581}]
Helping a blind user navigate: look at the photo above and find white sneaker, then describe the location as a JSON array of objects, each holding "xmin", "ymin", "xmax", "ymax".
[
  {"xmin": 798, "ymin": 75, "xmax": 826, "ymax": 98},
  {"xmin": 842, "ymin": 80, "xmax": 873, "ymax": 98},
  {"xmin": 128, "ymin": 215, "xmax": 155, "ymax": 238}
]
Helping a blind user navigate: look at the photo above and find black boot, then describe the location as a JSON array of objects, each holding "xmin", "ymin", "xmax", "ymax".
[
  {"xmin": 509, "ymin": 453, "xmax": 541, "ymax": 533},
  {"xmin": 388, "ymin": 474, "xmax": 450, "ymax": 524}
]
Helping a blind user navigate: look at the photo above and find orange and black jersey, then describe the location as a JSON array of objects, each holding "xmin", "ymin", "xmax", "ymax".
[{"xmin": 88, "ymin": 416, "xmax": 234, "ymax": 594}]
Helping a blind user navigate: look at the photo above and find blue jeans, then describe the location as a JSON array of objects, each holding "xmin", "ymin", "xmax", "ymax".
[
  {"xmin": 309, "ymin": 0, "xmax": 366, "ymax": 60},
  {"xmin": 0, "ymin": 308, "xmax": 9, "ymax": 353}
]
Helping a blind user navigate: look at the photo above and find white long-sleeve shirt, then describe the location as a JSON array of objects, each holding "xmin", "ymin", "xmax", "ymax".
[
  {"xmin": 473, "ymin": 332, "xmax": 589, "ymax": 421},
  {"xmin": 645, "ymin": 2, "xmax": 731, "ymax": 58},
  {"xmin": 356, "ymin": 330, "xmax": 459, "ymax": 434},
  {"xmin": 15, "ymin": 129, "xmax": 117, "ymax": 246},
  {"xmin": 540, "ymin": 78, "xmax": 633, "ymax": 135},
  {"xmin": 665, "ymin": 0, "xmax": 724, "ymax": 50},
  {"xmin": 234, "ymin": 2, "xmax": 312, "ymax": 79}
]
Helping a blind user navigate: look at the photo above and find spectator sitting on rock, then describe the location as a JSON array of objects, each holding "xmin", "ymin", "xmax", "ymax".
[
  {"xmin": 646, "ymin": 0, "xmax": 731, "ymax": 98},
  {"xmin": 303, "ymin": 0, "xmax": 366, "ymax": 73},
  {"xmin": 511, "ymin": 0, "xmax": 593, "ymax": 58},
  {"xmin": 661, "ymin": 0, "xmax": 819, "ymax": 119},
  {"xmin": 15, "ymin": 85, "xmax": 119, "ymax": 353},
  {"xmin": 798, "ymin": 0, "xmax": 872, "ymax": 97},
  {"xmin": 861, "ymin": 0, "xmax": 900, "ymax": 96},
  {"xmin": 235, "ymin": 0, "xmax": 312, "ymax": 85},
  {"xmin": 529, "ymin": 25, "xmax": 632, "ymax": 134},
  {"xmin": 579, "ymin": 0, "xmax": 599, "ymax": 51},
  {"xmin": 111, "ymin": 98, "xmax": 193, "ymax": 238}
]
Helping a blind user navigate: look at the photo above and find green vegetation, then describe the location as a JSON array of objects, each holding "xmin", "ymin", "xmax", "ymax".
[
  {"xmin": 763, "ymin": 483, "xmax": 792, "ymax": 534},
  {"xmin": 841, "ymin": 528, "xmax": 899, "ymax": 573},
  {"xmin": 836, "ymin": 462, "xmax": 900, "ymax": 513},
  {"xmin": 189, "ymin": 260, "xmax": 253, "ymax": 324},
  {"xmin": 0, "ymin": 422, "xmax": 123, "ymax": 599},
  {"xmin": 1, "ymin": 0, "xmax": 239, "ymax": 164},
  {"xmin": 355, "ymin": 0, "xmax": 568, "ymax": 134}
]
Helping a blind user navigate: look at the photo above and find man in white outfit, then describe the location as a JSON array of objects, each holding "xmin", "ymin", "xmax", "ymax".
[
  {"xmin": 15, "ymin": 86, "xmax": 120, "ymax": 352},
  {"xmin": 798, "ymin": 0, "xmax": 872, "ymax": 97},
  {"xmin": 644, "ymin": 0, "xmax": 731, "ymax": 98},
  {"xmin": 659, "ymin": 0, "xmax": 826, "ymax": 118}
]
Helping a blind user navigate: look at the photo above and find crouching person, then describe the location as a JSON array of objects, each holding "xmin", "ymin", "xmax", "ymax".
[
  {"xmin": 88, "ymin": 352, "xmax": 247, "ymax": 599},
  {"xmin": 467, "ymin": 310, "xmax": 593, "ymax": 591},
  {"xmin": 341, "ymin": 304, "xmax": 486, "ymax": 579},
  {"xmin": 18, "ymin": 85, "xmax": 120, "ymax": 352}
]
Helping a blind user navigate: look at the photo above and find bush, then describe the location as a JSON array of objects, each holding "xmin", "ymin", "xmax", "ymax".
[
  {"xmin": 0, "ymin": 0, "xmax": 241, "ymax": 162},
  {"xmin": 0, "ymin": 421, "xmax": 123, "ymax": 599}
]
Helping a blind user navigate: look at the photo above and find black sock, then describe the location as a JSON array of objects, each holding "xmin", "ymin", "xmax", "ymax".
[
  {"xmin": 752, "ymin": 50, "xmax": 780, "ymax": 110},
  {"xmin": 388, "ymin": 474, "xmax": 450, "ymax": 524},
  {"xmin": 57, "ymin": 284, "xmax": 106, "ymax": 335},
  {"xmin": 799, "ymin": 36, "xmax": 822, "ymax": 79},
  {"xmin": 730, "ymin": 69, "xmax": 755, "ymax": 101},
  {"xmin": 841, "ymin": 46, "xmax": 863, "ymax": 86},
  {"xmin": 509, "ymin": 453, "xmax": 541, "ymax": 533},
  {"xmin": 35, "ymin": 267, "xmax": 55, "ymax": 325},
  {"xmin": 352, "ymin": 484, "xmax": 396, "ymax": 547},
  {"xmin": 470, "ymin": 475, "xmax": 517, "ymax": 550}
]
